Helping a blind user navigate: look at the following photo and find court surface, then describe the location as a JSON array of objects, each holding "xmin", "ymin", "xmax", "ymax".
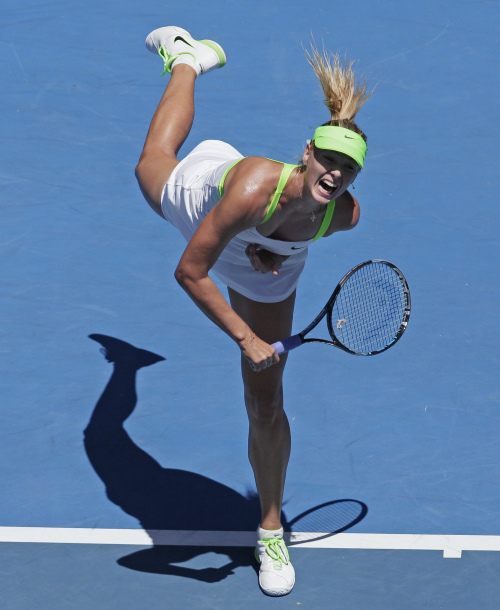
[{"xmin": 1, "ymin": 0, "xmax": 499, "ymax": 607}]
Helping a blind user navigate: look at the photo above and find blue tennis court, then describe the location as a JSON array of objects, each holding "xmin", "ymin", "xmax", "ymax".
[{"xmin": 2, "ymin": 0, "xmax": 500, "ymax": 607}]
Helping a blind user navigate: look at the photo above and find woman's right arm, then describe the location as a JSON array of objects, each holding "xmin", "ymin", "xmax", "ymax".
[{"xmin": 174, "ymin": 158, "xmax": 282, "ymax": 370}]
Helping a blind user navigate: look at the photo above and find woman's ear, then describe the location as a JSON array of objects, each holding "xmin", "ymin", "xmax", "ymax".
[{"xmin": 302, "ymin": 142, "xmax": 312, "ymax": 166}]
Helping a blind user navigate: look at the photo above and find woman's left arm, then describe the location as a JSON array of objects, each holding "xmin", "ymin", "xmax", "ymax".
[
  {"xmin": 245, "ymin": 244, "xmax": 289, "ymax": 276},
  {"xmin": 324, "ymin": 191, "xmax": 360, "ymax": 236}
]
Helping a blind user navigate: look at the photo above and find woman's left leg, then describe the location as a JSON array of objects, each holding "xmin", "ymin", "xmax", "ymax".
[
  {"xmin": 227, "ymin": 288, "xmax": 296, "ymax": 531},
  {"xmin": 228, "ymin": 287, "xmax": 297, "ymax": 596}
]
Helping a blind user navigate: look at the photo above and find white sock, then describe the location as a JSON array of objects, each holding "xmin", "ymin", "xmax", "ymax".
[
  {"xmin": 258, "ymin": 525, "xmax": 284, "ymax": 540},
  {"xmin": 171, "ymin": 54, "xmax": 199, "ymax": 75}
]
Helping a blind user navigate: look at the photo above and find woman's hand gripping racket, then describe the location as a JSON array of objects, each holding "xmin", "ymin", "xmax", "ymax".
[{"xmin": 272, "ymin": 260, "xmax": 411, "ymax": 357}]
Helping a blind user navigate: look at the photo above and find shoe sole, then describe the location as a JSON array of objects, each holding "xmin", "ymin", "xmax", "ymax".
[{"xmin": 198, "ymin": 38, "xmax": 226, "ymax": 69}]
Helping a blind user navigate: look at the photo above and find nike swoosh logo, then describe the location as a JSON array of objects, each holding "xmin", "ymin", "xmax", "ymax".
[
  {"xmin": 344, "ymin": 135, "xmax": 356, "ymax": 139},
  {"xmin": 291, "ymin": 246, "xmax": 305, "ymax": 250},
  {"xmin": 174, "ymin": 36, "xmax": 194, "ymax": 48}
]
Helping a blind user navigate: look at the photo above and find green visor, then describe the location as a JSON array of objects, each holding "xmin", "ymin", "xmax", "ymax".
[{"xmin": 313, "ymin": 125, "xmax": 367, "ymax": 169}]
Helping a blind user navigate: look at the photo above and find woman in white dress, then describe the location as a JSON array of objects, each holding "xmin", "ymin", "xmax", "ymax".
[{"xmin": 135, "ymin": 26, "xmax": 372, "ymax": 596}]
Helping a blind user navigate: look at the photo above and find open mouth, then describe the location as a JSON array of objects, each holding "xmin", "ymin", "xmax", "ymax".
[{"xmin": 318, "ymin": 178, "xmax": 337, "ymax": 198}]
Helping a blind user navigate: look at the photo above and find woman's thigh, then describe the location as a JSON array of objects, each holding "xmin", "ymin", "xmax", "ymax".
[
  {"xmin": 228, "ymin": 288, "xmax": 296, "ymax": 397},
  {"xmin": 136, "ymin": 153, "xmax": 180, "ymax": 218}
]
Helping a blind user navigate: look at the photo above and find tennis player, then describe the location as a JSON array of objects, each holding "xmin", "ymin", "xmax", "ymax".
[{"xmin": 136, "ymin": 26, "xmax": 372, "ymax": 596}]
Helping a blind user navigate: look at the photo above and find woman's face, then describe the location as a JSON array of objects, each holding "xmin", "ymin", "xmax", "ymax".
[{"xmin": 302, "ymin": 143, "xmax": 361, "ymax": 203}]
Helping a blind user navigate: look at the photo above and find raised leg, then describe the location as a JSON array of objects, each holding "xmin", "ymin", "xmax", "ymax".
[
  {"xmin": 136, "ymin": 26, "xmax": 226, "ymax": 217},
  {"xmin": 135, "ymin": 65, "xmax": 197, "ymax": 217}
]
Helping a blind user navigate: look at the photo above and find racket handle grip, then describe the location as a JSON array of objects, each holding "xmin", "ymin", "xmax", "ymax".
[{"xmin": 272, "ymin": 334, "xmax": 304, "ymax": 355}]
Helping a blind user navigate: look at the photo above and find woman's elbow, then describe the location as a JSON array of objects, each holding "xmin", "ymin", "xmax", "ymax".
[
  {"xmin": 174, "ymin": 263, "xmax": 203, "ymax": 290},
  {"xmin": 174, "ymin": 264, "xmax": 188, "ymax": 287}
]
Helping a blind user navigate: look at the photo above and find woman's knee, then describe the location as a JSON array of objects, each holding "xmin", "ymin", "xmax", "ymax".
[{"xmin": 244, "ymin": 383, "xmax": 284, "ymax": 427}]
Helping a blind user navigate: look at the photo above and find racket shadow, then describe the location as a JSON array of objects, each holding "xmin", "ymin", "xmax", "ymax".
[{"xmin": 283, "ymin": 499, "xmax": 368, "ymax": 546}]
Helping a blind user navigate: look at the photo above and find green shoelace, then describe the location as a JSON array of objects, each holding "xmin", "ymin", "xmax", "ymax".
[
  {"xmin": 261, "ymin": 537, "xmax": 290, "ymax": 568},
  {"xmin": 158, "ymin": 47, "xmax": 195, "ymax": 76}
]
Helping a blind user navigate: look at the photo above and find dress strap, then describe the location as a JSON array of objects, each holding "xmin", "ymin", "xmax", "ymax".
[
  {"xmin": 312, "ymin": 199, "xmax": 336, "ymax": 241},
  {"xmin": 218, "ymin": 158, "xmax": 244, "ymax": 198},
  {"xmin": 260, "ymin": 163, "xmax": 298, "ymax": 225}
]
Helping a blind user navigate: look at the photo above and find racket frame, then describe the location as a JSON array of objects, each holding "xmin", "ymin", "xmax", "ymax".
[{"xmin": 272, "ymin": 259, "xmax": 411, "ymax": 356}]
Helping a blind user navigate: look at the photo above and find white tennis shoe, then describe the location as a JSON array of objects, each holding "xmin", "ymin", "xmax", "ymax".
[
  {"xmin": 145, "ymin": 26, "xmax": 226, "ymax": 76},
  {"xmin": 254, "ymin": 526, "xmax": 295, "ymax": 596}
]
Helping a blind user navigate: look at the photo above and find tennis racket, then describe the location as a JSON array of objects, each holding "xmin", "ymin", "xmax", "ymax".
[{"xmin": 272, "ymin": 259, "xmax": 411, "ymax": 357}]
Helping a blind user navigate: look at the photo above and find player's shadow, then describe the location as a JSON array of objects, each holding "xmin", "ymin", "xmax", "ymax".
[{"xmin": 85, "ymin": 334, "xmax": 368, "ymax": 583}]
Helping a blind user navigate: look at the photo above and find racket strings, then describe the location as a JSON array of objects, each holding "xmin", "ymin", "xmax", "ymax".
[{"xmin": 331, "ymin": 263, "xmax": 408, "ymax": 354}]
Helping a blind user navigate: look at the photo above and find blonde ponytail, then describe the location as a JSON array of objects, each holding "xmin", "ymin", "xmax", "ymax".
[{"xmin": 306, "ymin": 44, "xmax": 374, "ymax": 139}]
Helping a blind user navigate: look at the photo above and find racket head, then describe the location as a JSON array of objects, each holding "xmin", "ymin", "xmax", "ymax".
[{"xmin": 325, "ymin": 260, "xmax": 411, "ymax": 356}]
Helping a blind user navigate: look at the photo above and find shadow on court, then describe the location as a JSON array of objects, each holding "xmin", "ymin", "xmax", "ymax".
[{"xmin": 84, "ymin": 334, "xmax": 368, "ymax": 583}]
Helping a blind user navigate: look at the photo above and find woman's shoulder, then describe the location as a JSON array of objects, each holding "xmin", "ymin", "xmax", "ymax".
[
  {"xmin": 223, "ymin": 156, "xmax": 285, "ymax": 198},
  {"xmin": 234, "ymin": 155, "xmax": 286, "ymax": 174},
  {"xmin": 324, "ymin": 191, "xmax": 360, "ymax": 236}
]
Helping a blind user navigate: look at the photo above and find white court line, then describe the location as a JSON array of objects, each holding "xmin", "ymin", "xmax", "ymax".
[{"xmin": 1, "ymin": 527, "xmax": 500, "ymax": 558}]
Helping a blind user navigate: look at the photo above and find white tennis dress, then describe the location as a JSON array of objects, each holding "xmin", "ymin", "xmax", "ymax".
[{"xmin": 161, "ymin": 140, "xmax": 318, "ymax": 303}]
